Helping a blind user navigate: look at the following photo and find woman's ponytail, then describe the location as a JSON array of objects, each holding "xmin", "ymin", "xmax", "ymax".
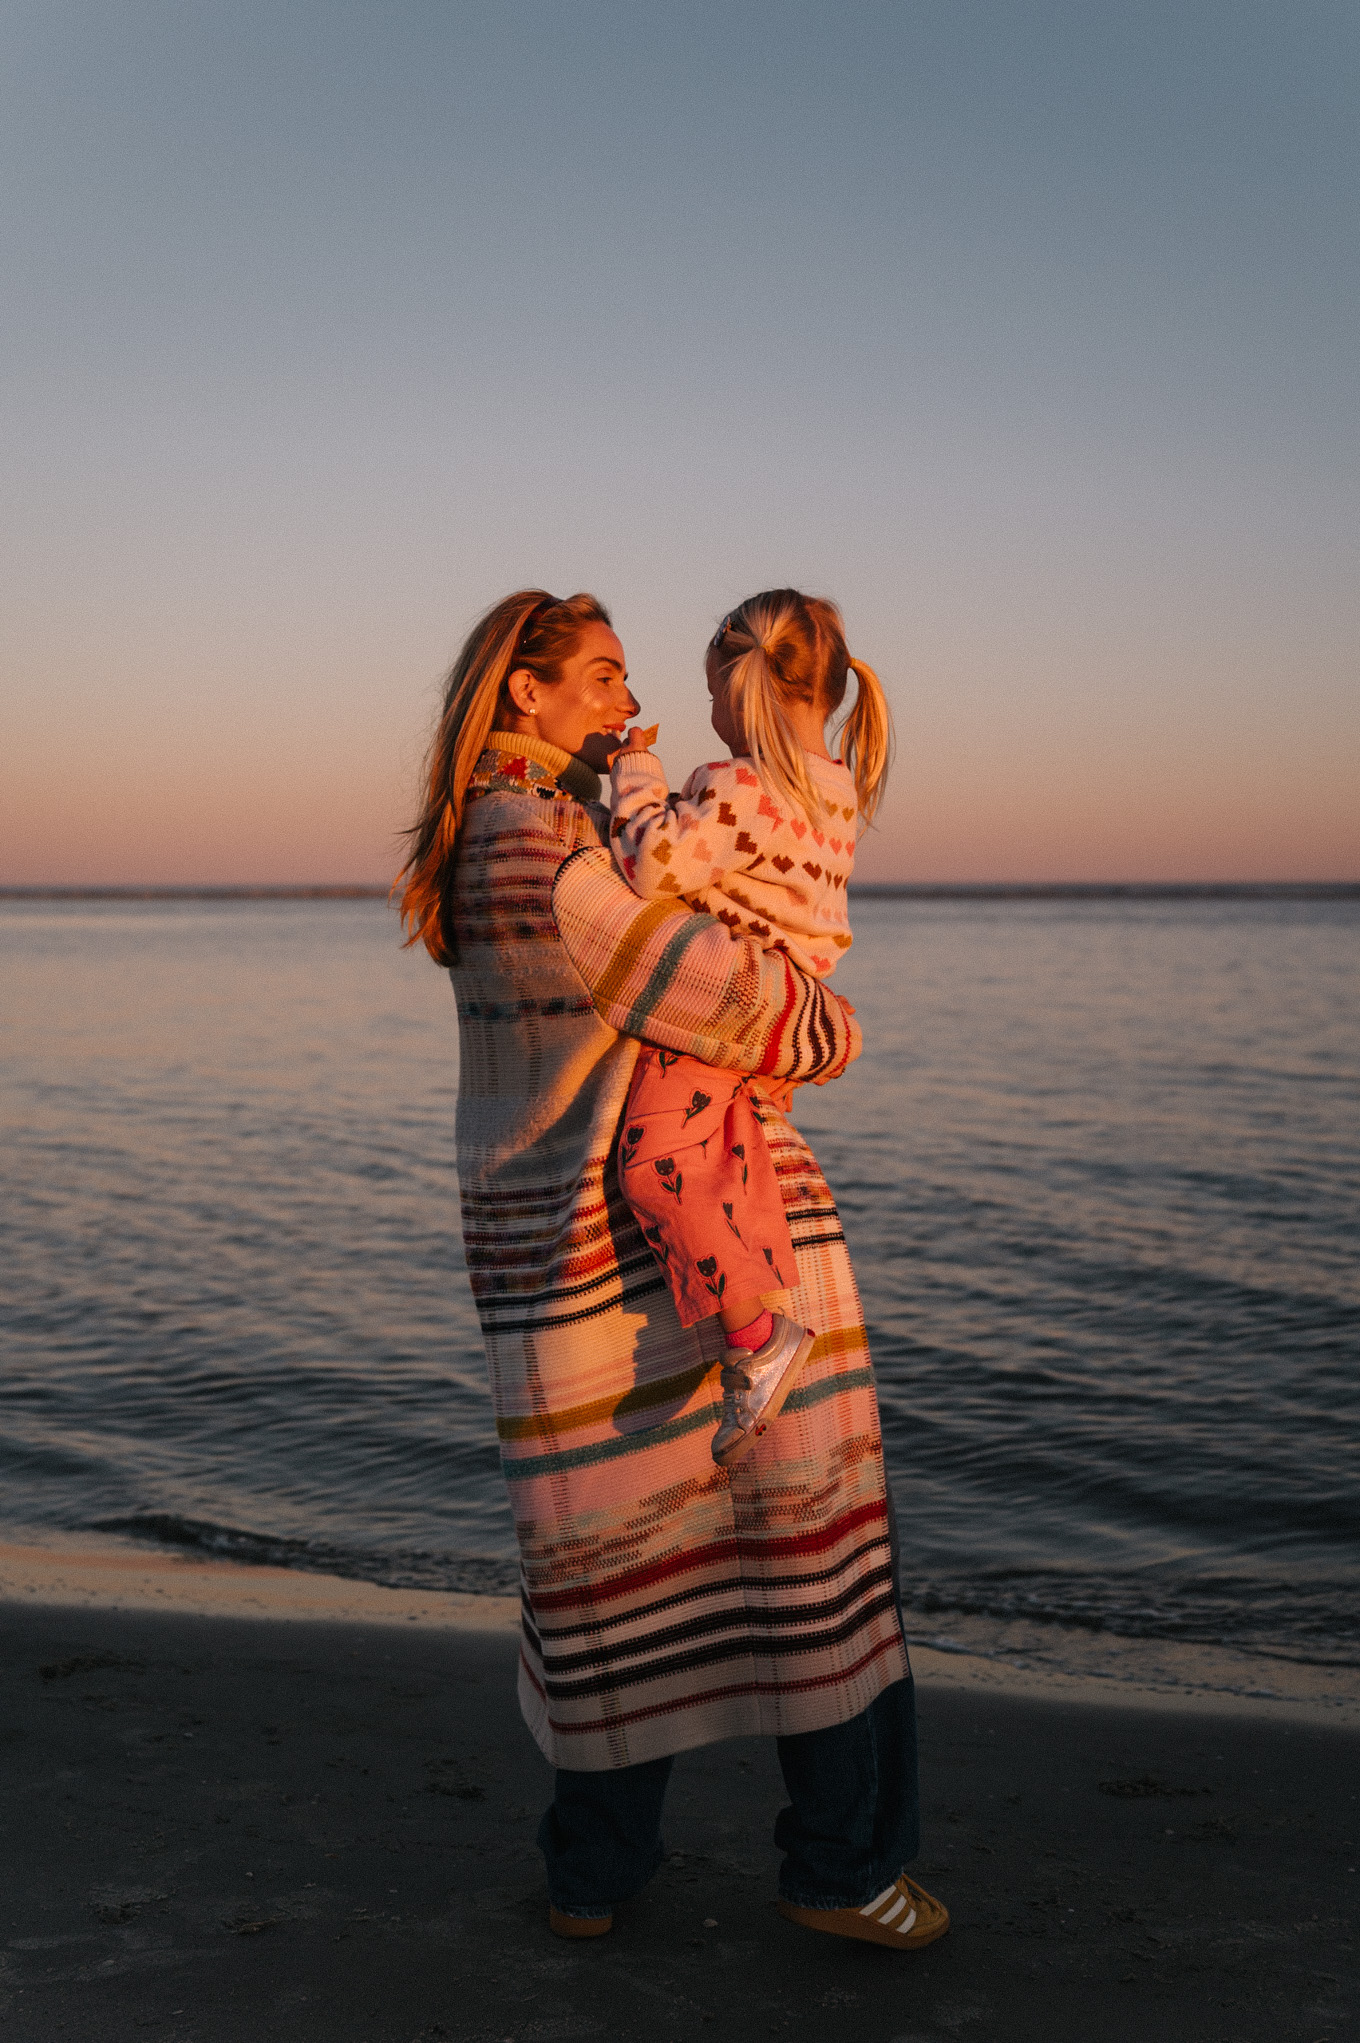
[
  {"xmin": 396, "ymin": 588, "xmax": 610, "ymax": 964},
  {"xmin": 840, "ymin": 657, "xmax": 893, "ymax": 826}
]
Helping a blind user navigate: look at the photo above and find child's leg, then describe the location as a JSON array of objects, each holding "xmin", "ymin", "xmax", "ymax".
[
  {"xmin": 618, "ymin": 1057, "xmax": 813, "ymax": 1466},
  {"xmin": 720, "ymin": 1296, "xmax": 778, "ymax": 1346},
  {"xmin": 705, "ymin": 1085, "xmax": 817, "ymax": 1463},
  {"xmin": 617, "ymin": 1050, "xmax": 797, "ymax": 1332}
]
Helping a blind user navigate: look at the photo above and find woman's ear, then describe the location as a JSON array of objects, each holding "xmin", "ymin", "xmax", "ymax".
[{"xmin": 505, "ymin": 668, "xmax": 540, "ymax": 720}]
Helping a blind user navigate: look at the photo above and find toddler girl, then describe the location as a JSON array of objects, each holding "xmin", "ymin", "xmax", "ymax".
[{"xmin": 608, "ymin": 589, "xmax": 891, "ymax": 1466}]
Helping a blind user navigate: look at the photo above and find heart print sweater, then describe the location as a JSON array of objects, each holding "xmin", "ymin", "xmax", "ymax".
[{"xmin": 608, "ymin": 746, "xmax": 859, "ymax": 980}]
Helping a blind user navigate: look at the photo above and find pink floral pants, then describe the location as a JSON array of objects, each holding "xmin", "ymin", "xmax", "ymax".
[{"xmin": 617, "ymin": 1047, "xmax": 796, "ymax": 1328}]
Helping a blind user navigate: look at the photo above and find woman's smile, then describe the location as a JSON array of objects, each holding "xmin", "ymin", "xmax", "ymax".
[{"xmin": 504, "ymin": 621, "xmax": 639, "ymax": 770}]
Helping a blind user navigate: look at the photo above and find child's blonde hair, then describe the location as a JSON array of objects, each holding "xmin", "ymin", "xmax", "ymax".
[
  {"xmin": 397, "ymin": 588, "xmax": 611, "ymax": 964},
  {"xmin": 711, "ymin": 589, "xmax": 892, "ymax": 827}
]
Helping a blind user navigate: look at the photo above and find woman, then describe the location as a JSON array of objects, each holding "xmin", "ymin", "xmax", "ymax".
[{"xmin": 400, "ymin": 589, "xmax": 947, "ymax": 1951}]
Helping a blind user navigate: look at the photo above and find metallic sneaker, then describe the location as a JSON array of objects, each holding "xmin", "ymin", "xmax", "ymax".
[{"xmin": 711, "ymin": 1313, "xmax": 816, "ymax": 1467}]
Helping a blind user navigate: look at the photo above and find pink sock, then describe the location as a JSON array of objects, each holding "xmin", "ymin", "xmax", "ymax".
[{"xmin": 726, "ymin": 1308, "xmax": 774, "ymax": 1352}]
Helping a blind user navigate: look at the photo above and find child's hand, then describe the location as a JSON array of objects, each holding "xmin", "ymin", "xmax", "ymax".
[{"xmin": 620, "ymin": 723, "xmax": 659, "ymax": 754}]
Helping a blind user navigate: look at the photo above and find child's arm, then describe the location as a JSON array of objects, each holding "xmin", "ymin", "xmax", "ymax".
[{"xmin": 609, "ymin": 745, "xmax": 762, "ymax": 902}]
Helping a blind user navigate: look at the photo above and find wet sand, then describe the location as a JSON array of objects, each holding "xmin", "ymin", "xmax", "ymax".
[{"xmin": 2, "ymin": 1568, "xmax": 1356, "ymax": 2043}]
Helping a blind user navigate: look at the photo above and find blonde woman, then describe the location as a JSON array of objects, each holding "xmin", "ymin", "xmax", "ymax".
[
  {"xmin": 400, "ymin": 589, "xmax": 946, "ymax": 1952},
  {"xmin": 609, "ymin": 590, "xmax": 892, "ymax": 1468}
]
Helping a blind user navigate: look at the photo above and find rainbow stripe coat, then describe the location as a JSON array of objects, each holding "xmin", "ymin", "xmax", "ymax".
[{"xmin": 452, "ymin": 737, "xmax": 909, "ymax": 1769}]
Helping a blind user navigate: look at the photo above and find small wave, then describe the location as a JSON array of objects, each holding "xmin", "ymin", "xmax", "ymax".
[
  {"xmin": 88, "ymin": 1514, "xmax": 1360, "ymax": 1674},
  {"xmin": 90, "ymin": 1514, "xmax": 520, "ymax": 1598},
  {"xmin": 899, "ymin": 1577, "xmax": 1360, "ymax": 1668}
]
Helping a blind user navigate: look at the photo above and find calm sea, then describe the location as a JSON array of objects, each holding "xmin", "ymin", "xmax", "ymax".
[{"xmin": 2, "ymin": 896, "xmax": 1357, "ymax": 1689}]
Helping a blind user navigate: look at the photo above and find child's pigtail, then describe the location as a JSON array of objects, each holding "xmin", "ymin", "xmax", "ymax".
[
  {"xmin": 726, "ymin": 626, "xmax": 823, "ymax": 829},
  {"xmin": 714, "ymin": 588, "xmax": 892, "ymax": 831},
  {"xmin": 840, "ymin": 657, "xmax": 894, "ymax": 826}
]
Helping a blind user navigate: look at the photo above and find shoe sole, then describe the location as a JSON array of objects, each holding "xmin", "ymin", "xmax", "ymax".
[
  {"xmin": 549, "ymin": 1907, "xmax": 613, "ymax": 1939},
  {"xmin": 713, "ymin": 1326, "xmax": 816, "ymax": 1467},
  {"xmin": 776, "ymin": 1895, "xmax": 951, "ymax": 1950}
]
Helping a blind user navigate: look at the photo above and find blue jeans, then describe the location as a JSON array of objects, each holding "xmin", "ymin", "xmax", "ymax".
[
  {"xmin": 539, "ymin": 1477, "xmax": 916, "ymax": 1917},
  {"xmin": 538, "ymin": 1672, "xmax": 920, "ymax": 1916}
]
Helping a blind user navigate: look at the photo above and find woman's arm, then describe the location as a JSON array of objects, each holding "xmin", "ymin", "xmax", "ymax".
[{"xmin": 552, "ymin": 844, "xmax": 859, "ymax": 1086}]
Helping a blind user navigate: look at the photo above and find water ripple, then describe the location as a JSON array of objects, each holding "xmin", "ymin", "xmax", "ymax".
[{"xmin": 2, "ymin": 895, "xmax": 1356, "ymax": 1668}]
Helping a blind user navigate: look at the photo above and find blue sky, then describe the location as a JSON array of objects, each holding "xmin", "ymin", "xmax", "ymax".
[{"xmin": 3, "ymin": 2, "xmax": 1356, "ymax": 881}]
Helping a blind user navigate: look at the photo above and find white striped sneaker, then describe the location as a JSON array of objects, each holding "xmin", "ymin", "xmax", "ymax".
[{"xmin": 776, "ymin": 1874, "xmax": 950, "ymax": 1949}]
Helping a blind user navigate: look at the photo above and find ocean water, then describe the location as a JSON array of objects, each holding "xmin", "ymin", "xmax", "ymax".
[{"xmin": 2, "ymin": 896, "xmax": 1357, "ymax": 1689}]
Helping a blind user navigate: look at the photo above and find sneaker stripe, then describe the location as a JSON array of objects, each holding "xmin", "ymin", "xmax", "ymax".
[
  {"xmin": 879, "ymin": 1894, "xmax": 908, "ymax": 1924},
  {"xmin": 859, "ymin": 1884, "xmax": 898, "ymax": 1917},
  {"xmin": 894, "ymin": 1907, "xmax": 918, "ymax": 1934}
]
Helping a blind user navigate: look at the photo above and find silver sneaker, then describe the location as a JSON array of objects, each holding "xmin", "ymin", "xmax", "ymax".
[{"xmin": 711, "ymin": 1313, "xmax": 816, "ymax": 1467}]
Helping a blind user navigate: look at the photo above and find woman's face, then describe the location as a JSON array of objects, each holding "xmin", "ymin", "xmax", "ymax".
[
  {"xmin": 507, "ymin": 622, "xmax": 639, "ymax": 771},
  {"xmin": 706, "ymin": 650, "xmax": 743, "ymax": 755}
]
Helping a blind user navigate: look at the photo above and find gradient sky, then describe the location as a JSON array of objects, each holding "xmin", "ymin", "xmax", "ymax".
[{"xmin": 2, "ymin": 2, "xmax": 1356, "ymax": 884}]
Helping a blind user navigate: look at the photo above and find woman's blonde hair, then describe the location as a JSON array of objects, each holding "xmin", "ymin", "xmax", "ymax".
[
  {"xmin": 397, "ymin": 588, "xmax": 611, "ymax": 964},
  {"xmin": 712, "ymin": 590, "xmax": 892, "ymax": 827}
]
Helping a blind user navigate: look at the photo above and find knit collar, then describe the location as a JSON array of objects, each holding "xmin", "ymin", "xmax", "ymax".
[{"xmin": 485, "ymin": 729, "xmax": 601, "ymax": 805}]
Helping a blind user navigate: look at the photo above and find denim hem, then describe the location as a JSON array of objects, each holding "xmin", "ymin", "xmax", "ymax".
[
  {"xmin": 548, "ymin": 1900, "xmax": 614, "ymax": 1921},
  {"xmin": 778, "ymin": 1863, "xmax": 906, "ymax": 1912}
]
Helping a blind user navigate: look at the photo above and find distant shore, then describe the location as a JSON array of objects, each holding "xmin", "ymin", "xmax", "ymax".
[{"xmin": 4, "ymin": 881, "xmax": 1358, "ymax": 902}]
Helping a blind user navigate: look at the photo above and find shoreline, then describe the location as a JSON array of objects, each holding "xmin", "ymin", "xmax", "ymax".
[
  {"xmin": 0, "ymin": 1538, "xmax": 520, "ymax": 1635},
  {"xmin": 4, "ymin": 1535, "xmax": 1354, "ymax": 1732}
]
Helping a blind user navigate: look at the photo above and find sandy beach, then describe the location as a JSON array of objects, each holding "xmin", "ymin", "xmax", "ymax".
[{"xmin": 2, "ymin": 1543, "xmax": 1355, "ymax": 2043}]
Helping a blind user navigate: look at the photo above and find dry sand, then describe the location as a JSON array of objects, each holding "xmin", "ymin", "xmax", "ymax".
[{"xmin": 2, "ymin": 1542, "xmax": 1356, "ymax": 2042}]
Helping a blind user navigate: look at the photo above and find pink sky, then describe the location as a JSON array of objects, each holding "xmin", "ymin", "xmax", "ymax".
[{"xmin": 3, "ymin": 7, "xmax": 1356, "ymax": 886}]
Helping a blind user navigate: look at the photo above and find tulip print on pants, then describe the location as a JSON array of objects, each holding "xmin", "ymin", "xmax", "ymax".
[{"xmin": 618, "ymin": 1046, "xmax": 796, "ymax": 1328}]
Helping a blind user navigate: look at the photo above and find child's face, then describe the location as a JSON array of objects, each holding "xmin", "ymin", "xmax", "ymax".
[{"xmin": 706, "ymin": 652, "xmax": 743, "ymax": 756}]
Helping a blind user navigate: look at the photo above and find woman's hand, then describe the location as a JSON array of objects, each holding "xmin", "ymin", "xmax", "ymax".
[{"xmin": 754, "ymin": 1076, "xmax": 799, "ymax": 1114}]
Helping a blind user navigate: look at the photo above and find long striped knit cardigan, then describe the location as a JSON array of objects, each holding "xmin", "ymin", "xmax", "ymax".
[{"xmin": 452, "ymin": 735, "xmax": 909, "ymax": 1769}]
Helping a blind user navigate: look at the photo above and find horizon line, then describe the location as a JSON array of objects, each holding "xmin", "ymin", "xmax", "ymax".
[{"xmin": 3, "ymin": 882, "xmax": 1358, "ymax": 903}]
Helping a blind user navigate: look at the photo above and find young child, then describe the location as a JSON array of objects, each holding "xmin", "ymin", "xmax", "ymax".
[{"xmin": 608, "ymin": 588, "xmax": 891, "ymax": 1467}]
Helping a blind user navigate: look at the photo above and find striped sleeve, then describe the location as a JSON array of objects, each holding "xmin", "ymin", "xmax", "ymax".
[{"xmin": 551, "ymin": 844, "xmax": 861, "ymax": 1083}]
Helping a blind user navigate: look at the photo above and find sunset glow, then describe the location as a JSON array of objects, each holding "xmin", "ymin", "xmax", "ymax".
[{"xmin": 3, "ymin": 5, "xmax": 1356, "ymax": 886}]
